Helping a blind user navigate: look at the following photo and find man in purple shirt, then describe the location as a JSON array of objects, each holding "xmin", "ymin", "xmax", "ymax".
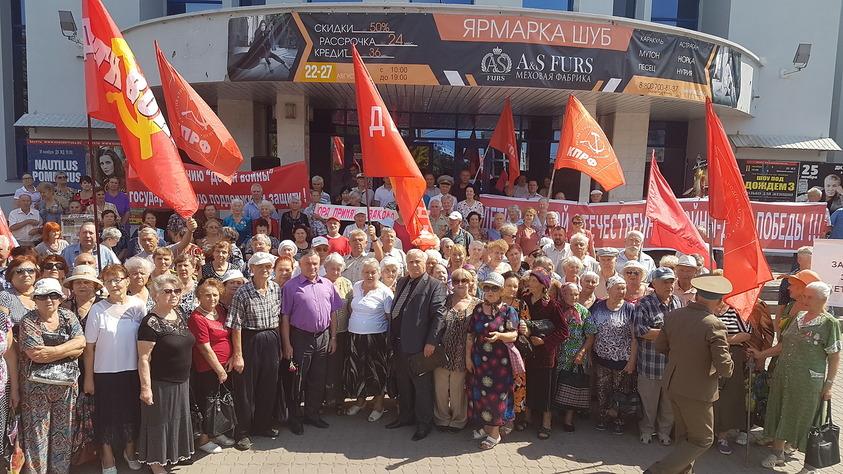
[{"xmin": 281, "ymin": 249, "xmax": 342, "ymax": 434}]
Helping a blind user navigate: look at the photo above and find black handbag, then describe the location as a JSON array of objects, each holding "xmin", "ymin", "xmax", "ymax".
[
  {"xmin": 204, "ymin": 384, "xmax": 237, "ymax": 437},
  {"xmin": 806, "ymin": 399, "xmax": 840, "ymax": 469},
  {"xmin": 553, "ymin": 366, "xmax": 590, "ymax": 409}
]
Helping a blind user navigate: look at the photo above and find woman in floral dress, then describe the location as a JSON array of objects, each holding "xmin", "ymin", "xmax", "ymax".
[
  {"xmin": 553, "ymin": 282, "xmax": 595, "ymax": 432},
  {"xmin": 466, "ymin": 273, "xmax": 520, "ymax": 450}
]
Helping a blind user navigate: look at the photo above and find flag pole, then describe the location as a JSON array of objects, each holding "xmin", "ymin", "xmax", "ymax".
[
  {"xmin": 86, "ymin": 114, "xmax": 102, "ymax": 275},
  {"xmin": 471, "ymin": 147, "xmax": 491, "ymax": 184},
  {"xmin": 547, "ymin": 167, "xmax": 558, "ymax": 200}
]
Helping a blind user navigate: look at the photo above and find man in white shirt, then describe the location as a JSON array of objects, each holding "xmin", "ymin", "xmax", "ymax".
[
  {"xmin": 525, "ymin": 180, "xmax": 542, "ymax": 201},
  {"xmin": 373, "ymin": 180, "xmax": 396, "ymax": 209},
  {"xmin": 615, "ymin": 230, "xmax": 656, "ymax": 276},
  {"xmin": 568, "ymin": 233, "xmax": 599, "ymax": 275},
  {"xmin": 541, "ymin": 226, "xmax": 569, "ymax": 269},
  {"xmin": 14, "ymin": 174, "xmax": 41, "ymax": 206},
  {"xmin": 8, "ymin": 194, "xmax": 41, "ymax": 247}
]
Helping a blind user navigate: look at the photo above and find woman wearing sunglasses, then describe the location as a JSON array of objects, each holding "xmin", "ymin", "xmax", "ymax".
[
  {"xmin": 19, "ymin": 277, "xmax": 85, "ymax": 473},
  {"xmin": 0, "ymin": 255, "xmax": 39, "ymax": 328},
  {"xmin": 39, "ymin": 254, "xmax": 69, "ymax": 289},
  {"xmin": 466, "ymin": 272, "xmax": 519, "ymax": 450},
  {"xmin": 84, "ymin": 264, "xmax": 147, "ymax": 473}
]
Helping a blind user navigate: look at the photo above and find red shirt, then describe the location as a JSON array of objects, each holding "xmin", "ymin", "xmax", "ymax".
[
  {"xmin": 187, "ymin": 306, "xmax": 232, "ymax": 373},
  {"xmin": 327, "ymin": 234, "xmax": 351, "ymax": 256}
]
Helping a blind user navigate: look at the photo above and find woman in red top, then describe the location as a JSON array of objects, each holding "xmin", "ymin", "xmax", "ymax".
[
  {"xmin": 187, "ymin": 278, "xmax": 234, "ymax": 454},
  {"xmin": 516, "ymin": 208, "xmax": 541, "ymax": 255}
]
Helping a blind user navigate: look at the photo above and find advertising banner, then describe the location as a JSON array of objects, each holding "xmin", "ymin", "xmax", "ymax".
[
  {"xmin": 796, "ymin": 162, "xmax": 843, "ymax": 202},
  {"xmin": 478, "ymin": 195, "xmax": 827, "ymax": 253},
  {"xmin": 226, "ymin": 12, "xmax": 749, "ymax": 110},
  {"xmin": 26, "ymin": 139, "xmax": 125, "ymax": 188},
  {"xmin": 737, "ymin": 160, "xmax": 799, "ymax": 202},
  {"xmin": 811, "ymin": 239, "xmax": 843, "ymax": 307},
  {"xmin": 127, "ymin": 161, "xmax": 309, "ymax": 211},
  {"xmin": 314, "ymin": 203, "xmax": 396, "ymax": 225}
]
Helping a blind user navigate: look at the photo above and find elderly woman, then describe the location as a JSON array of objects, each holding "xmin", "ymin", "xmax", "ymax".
[
  {"xmin": 568, "ymin": 214, "xmax": 596, "ymax": 257},
  {"xmin": 506, "ymin": 205, "xmax": 521, "ymax": 225},
  {"xmin": 466, "ymin": 212, "xmax": 488, "ymax": 242},
  {"xmin": 448, "ymin": 244, "xmax": 467, "ymax": 274},
  {"xmin": 174, "ymin": 254, "xmax": 199, "ymax": 315},
  {"xmin": 713, "ymin": 302, "xmax": 753, "ymax": 455},
  {"xmin": 0, "ymin": 281, "xmax": 17, "ymax": 464},
  {"xmin": 39, "ymin": 254, "xmax": 69, "ymax": 287},
  {"xmin": 559, "ymin": 256, "xmax": 583, "ymax": 285},
  {"xmin": 273, "ymin": 255, "xmax": 294, "ymax": 288},
  {"xmin": 466, "ymin": 272, "xmax": 519, "ymax": 450},
  {"xmin": 201, "ymin": 240, "xmax": 233, "ymax": 283},
  {"xmin": 439, "ymin": 238, "xmax": 454, "ymax": 263},
  {"xmin": 137, "ymin": 274, "xmax": 195, "ymax": 472},
  {"xmin": 749, "ymin": 282, "xmax": 841, "ymax": 471},
  {"xmin": 151, "ymin": 247, "xmax": 174, "ymax": 279},
  {"xmin": 344, "ymin": 257, "xmax": 393, "ymax": 421},
  {"xmin": 255, "ymin": 200, "xmax": 280, "ymax": 239},
  {"xmin": 587, "ymin": 275, "xmax": 637, "ymax": 434},
  {"xmin": 292, "ymin": 225, "xmax": 311, "ymax": 261},
  {"xmin": 499, "ymin": 271, "xmax": 527, "ymax": 429},
  {"xmin": 477, "ymin": 240, "xmax": 512, "ymax": 283},
  {"xmin": 38, "ymin": 181, "xmax": 64, "ymax": 224},
  {"xmin": 435, "ymin": 268, "xmax": 478, "ymax": 432},
  {"xmin": 198, "ymin": 218, "xmax": 224, "ymax": 252},
  {"xmin": 519, "ymin": 270, "xmax": 569, "ymax": 439},
  {"xmin": 777, "ymin": 246, "xmax": 813, "ymax": 307},
  {"xmin": 19, "ymin": 278, "xmax": 85, "ymax": 474},
  {"xmin": 35, "ymin": 222, "xmax": 69, "ymax": 257},
  {"xmin": 379, "ymin": 256, "xmax": 401, "ymax": 292},
  {"xmin": 499, "ymin": 224, "xmax": 518, "ymax": 248},
  {"xmin": 323, "ymin": 253, "xmax": 353, "ymax": 411},
  {"xmin": 0, "ymin": 255, "xmax": 38, "ymax": 326},
  {"xmin": 506, "ymin": 244, "xmax": 529, "ymax": 277},
  {"xmin": 126, "ymin": 256, "xmax": 155, "ymax": 311},
  {"xmin": 220, "ymin": 270, "xmax": 246, "ymax": 311},
  {"xmin": 579, "ymin": 271, "xmax": 600, "ymax": 309},
  {"xmin": 552, "ymin": 282, "xmax": 595, "ymax": 432},
  {"xmin": 84, "ymin": 264, "xmax": 146, "ymax": 473},
  {"xmin": 456, "ymin": 186, "xmax": 484, "ymax": 219},
  {"xmin": 223, "ymin": 199, "xmax": 251, "ymax": 246},
  {"xmin": 188, "ymin": 278, "xmax": 234, "ymax": 454},
  {"xmin": 466, "ymin": 240, "xmax": 486, "ymax": 270},
  {"xmin": 621, "ymin": 260, "xmax": 651, "ymax": 303},
  {"xmin": 516, "ymin": 208, "xmax": 540, "ymax": 255}
]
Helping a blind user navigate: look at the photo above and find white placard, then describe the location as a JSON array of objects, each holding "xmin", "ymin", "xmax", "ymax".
[{"xmin": 811, "ymin": 239, "xmax": 843, "ymax": 307}]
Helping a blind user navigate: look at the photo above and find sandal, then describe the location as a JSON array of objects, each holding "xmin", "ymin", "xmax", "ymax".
[
  {"xmin": 761, "ymin": 453, "xmax": 786, "ymax": 469},
  {"xmin": 479, "ymin": 435, "xmax": 501, "ymax": 450},
  {"xmin": 537, "ymin": 426, "xmax": 551, "ymax": 440}
]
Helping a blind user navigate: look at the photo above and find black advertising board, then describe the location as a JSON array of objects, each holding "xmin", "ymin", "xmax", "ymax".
[
  {"xmin": 796, "ymin": 162, "xmax": 843, "ymax": 202},
  {"xmin": 226, "ymin": 12, "xmax": 745, "ymax": 107},
  {"xmin": 737, "ymin": 160, "xmax": 798, "ymax": 202}
]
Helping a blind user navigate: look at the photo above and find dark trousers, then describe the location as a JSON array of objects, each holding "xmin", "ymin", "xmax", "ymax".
[
  {"xmin": 324, "ymin": 332, "xmax": 349, "ymax": 406},
  {"xmin": 232, "ymin": 329, "xmax": 280, "ymax": 439},
  {"xmin": 290, "ymin": 326, "xmax": 329, "ymax": 420},
  {"xmin": 394, "ymin": 352, "xmax": 434, "ymax": 426}
]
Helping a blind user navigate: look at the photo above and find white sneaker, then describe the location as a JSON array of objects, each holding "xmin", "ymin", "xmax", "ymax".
[
  {"xmin": 215, "ymin": 434, "xmax": 236, "ymax": 447},
  {"xmin": 199, "ymin": 442, "xmax": 223, "ymax": 454},
  {"xmin": 735, "ymin": 431, "xmax": 748, "ymax": 446},
  {"xmin": 346, "ymin": 404, "xmax": 363, "ymax": 416},
  {"xmin": 368, "ymin": 410, "xmax": 384, "ymax": 422},
  {"xmin": 102, "ymin": 467, "xmax": 118, "ymax": 474},
  {"xmin": 123, "ymin": 450, "xmax": 143, "ymax": 471},
  {"xmin": 640, "ymin": 433, "xmax": 653, "ymax": 444}
]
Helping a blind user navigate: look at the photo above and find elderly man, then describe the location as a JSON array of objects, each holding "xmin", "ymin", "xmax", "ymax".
[
  {"xmin": 645, "ymin": 276, "xmax": 733, "ymax": 474},
  {"xmin": 673, "ymin": 255, "xmax": 699, "ymax": 307},
  {"xmin": 542, "ymin": 226, "xmax": 569, "ymax": 269},
  {"xmin": 351, "ymin": 174, "xmax": 375, "ymax": 205},
  {"xmin": 381, "ymin": 227, "xmax": 406, "ymax": 272},
  {"xmin": 281, "ymin": 250, "xmax": 343, "ymax": 434},
  {"xmin": 635, "ymin": 267, "xmax": 681, "ymax": 446},
  {"xmin": 0, "ymin": 236, "xmax": 11, "ymax": 289},
  {"xmin": 133, "ymin": 218, "xmax": 197, "ymax": 261},
  {"xmin": 226, "ymin": 251, "xmax": 283, "ymax": 450},
  {"xmin": 53, "ymin": 172, "xmax": 75, "ymax": 210},
  {"xmin": 444, "ymin": 212, "xmax": 473, "ymax": 249},
  {"xmin": 61, "ymin": 221, "xmax": 121, "ymax": 270},
  {"xmin": 386, "ymin": 249, "xmax": 447, "ymax": 441},
  {"xmin": 8, "ymin": 194, "xmax": 41, "ymax": 247},
  {"xmin": 595, "ymin": 248, "xmax": 620, "ymax": 299},
  {"xmin": 590, "ymin": 188, "xmax": 604, "ymax": 203},
  {"xmin": 244, "ymin": 184, "xmax": 275, "ymax": 221},
  {"xmin": 568, "ymin": 233, "xmax": 599, "ymax": 275},
  {"xmin": 14, "ymin": 173, "xmax": 41, "ymax": 205},
  {"xmin": 428, "ymin": 199, "xmax": 448, "ymax": 238},
  {"xmin": 343, "ymin": 227, "xmax": 383, "ymax": 282},
  {"xmin": 311, "ymin": 176, "xmax": 331, "ymax": 204},
  {"xmin": 525, "ymin": 179, "xmax": 542, "ymax": 201},
  {"xmin": 429, "ymin": 175, "xmax": 454, "ymax": 204},
  {"xmin": 616, "ymin": 230, "xmax": 656, "ymax": 276},
  {"xmin": 280, "ymin": 195, "xmax": 309, "ymax": 241}
]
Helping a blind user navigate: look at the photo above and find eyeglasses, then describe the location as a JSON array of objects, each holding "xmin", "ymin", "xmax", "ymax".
[
  {"xmin": 34, "ymin": 293, "xmax": 63, "ymax": 301},
  {"xmin": 43, "ymin": 262, "xmax": 66, "ymax": 271},
  {"xmin": 14, "ymin": 268, "xmax": 36, "ymax": 275},
  {"xmin": 453, "ymin": 278, "xmax": 470, "ymax": 284},
  {"xmin": 624, "ymin": 271, "xmax": 642, "ymax": 276},
  {"xmin": 482, "ymin": 286, "xmax": 502, "ymax": 293},
  {"xmin": 572, "ymin": 221, "xmax": 584, "ymax": 225},
  {"xmin": 104, "ymin": 277, "xmax": 127, "ymax": 285},
  {"xmin": 161, "ymin": 288, "xmax": 183, "ymax": 296}
]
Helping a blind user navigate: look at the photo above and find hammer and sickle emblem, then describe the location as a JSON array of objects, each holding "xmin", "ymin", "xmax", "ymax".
[{"xmin": 578, "ymin": 131, "xmax": 606, "ymax": 155}]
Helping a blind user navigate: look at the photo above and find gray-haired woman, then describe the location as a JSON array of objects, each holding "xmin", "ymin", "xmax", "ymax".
[{"xmin": 125, "ymin": 256, "xmax": 155, "ymax": 312}]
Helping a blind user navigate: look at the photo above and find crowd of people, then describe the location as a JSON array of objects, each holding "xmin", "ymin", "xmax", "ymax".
[{"xmin": 0, "ymin": 168, "xmax": 839, "ymax": 474}]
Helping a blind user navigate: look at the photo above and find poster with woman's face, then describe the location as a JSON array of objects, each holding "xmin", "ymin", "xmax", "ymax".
[{"xmin": 93, "ymin": 146, "xmax": 126, "ymax": 190}]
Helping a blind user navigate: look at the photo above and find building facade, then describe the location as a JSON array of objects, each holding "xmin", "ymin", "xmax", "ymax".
[{"xmin": 3, "ymin": 0, "xmax": 842, "ymax": 204}]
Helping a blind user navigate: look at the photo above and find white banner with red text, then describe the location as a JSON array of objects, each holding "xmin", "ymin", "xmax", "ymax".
[
  {"xmin": 478, "ymin": 195, "xmax": 828, "ymax": 253},
  {"xmin": 313, "ymin": 203, "xmax": 396, "ymax": 226}
]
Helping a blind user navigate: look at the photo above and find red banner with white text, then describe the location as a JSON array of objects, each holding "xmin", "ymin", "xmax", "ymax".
[
  {"xmin": 479, "ymin": 195, "xmax": 829, "ymax": 253},
  {"xmin": 128, "ymin": 162, "xmax": 309, "ymax": 211}
]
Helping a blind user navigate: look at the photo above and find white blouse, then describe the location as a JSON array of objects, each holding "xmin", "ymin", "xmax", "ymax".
[{"xmin": 348, "ymin": 281, "xmax": 394, "ymax": 335}]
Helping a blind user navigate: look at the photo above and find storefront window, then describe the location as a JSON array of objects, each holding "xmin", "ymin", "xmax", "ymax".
[
  {"xmin": 651, "ymin": 0, "xmax": 700, "ymax": 30},
  {"xmin": 410, "ymin": 0, "xmax": 474, "ymax": 4},
  {"xmin": 522, "ymin": 0, "xmax": 573, "ymax": 11},
  {"xmin": 613, "ymin": 0, "xmax": 637, "ymax": 18},
  {"xmin": 167, "ymin": 0, "xmax": 222, "ymax": 15},
  {"xmin": 239, "ymin": 0, "xmax": 266, "ymax": 5}
]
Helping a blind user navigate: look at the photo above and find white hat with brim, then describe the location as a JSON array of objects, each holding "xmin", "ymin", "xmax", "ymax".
[
  {"xmin": 248, "ymin": 252, "xmax": 277, "ymax": 267},
  {"xmin": 63, "ymin": 265, "xmax": 103, "ymax": 289},
  {"xmin": 221, "ymin": 269, "xmax": 246, "ymax": 283},
  {"xmin": 34, "ymin": 278, "xmax": 64, "ymax": 297}
]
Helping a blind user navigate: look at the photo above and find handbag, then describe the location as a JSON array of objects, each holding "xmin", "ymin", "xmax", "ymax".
[
  {"xmin": 23, "ymin": 318, "xmax": 80, "ymax": 386},
  {"xmin": 204, "ymin": 384, "xmax": 237, "ymax": 437},
  {"xmin": 189, "ymin": 397, "xmax": 204, "ymax": 439},
  {"xmin": 408, "ymin": 346, "xmax": 448, "ymax": 377},
  {"xmin": 553, "ymin": 366, "xmax": 590, "ymax": 410},
  {"xmin": 806, "ymin": 399, "xmax": 840, "ymax": 469}
]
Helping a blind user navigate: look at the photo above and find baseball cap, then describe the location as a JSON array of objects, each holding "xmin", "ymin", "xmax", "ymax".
[
  {"xmin": 448, "ymin": 211, "xmax": 462, "ymax": 220},
  {"xmin": 326, "ymin": 216, "xmax": 340, "ymax": 224},
  {"xmin": 481, "ymin": 272, "xmax": 505, "ymax": 288},
  {"xmin": 650, "ymin": 267, "xmax": 676, "ymax": 281},
  {"xmin": 596, "ymin": 248, "xmax": 619, "ymax": 258},
  {"xmin": 312, "ymin": 236, "xmax": 329, "ymax": 248},
  {"xmin": 590, "ymin": 189, "xmax": 603, "ymax": 195},
  {"xmin": 33, "ymin": 278, "xmax": 64, "ymax": 297}
]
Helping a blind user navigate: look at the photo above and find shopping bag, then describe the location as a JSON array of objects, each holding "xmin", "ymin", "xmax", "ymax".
[
  {"xmin": 806, "ymin": 399, "xmax": 840, "ymax": 468},
  {"xmin": 204, "ymin": 384, "xmax": 237, "ymax": 437}
]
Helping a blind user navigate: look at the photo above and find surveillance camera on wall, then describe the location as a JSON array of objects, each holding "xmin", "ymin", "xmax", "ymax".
[{"xmin": 780, "ymin": 43, "xmax": 812, "ymax": 78}]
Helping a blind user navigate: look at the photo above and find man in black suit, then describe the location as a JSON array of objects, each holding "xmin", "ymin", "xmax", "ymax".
[{"xmin": 385, "ymin": 248, "xmax": 447, "ymax": 441}]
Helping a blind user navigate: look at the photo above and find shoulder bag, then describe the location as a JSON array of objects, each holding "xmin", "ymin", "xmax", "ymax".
[{"xmin": 806, "ymin": 399, "xmax": 840, "ymax": 468}]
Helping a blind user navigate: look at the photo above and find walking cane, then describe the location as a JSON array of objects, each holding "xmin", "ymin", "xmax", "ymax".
[{"xmin": 746, "ymin": 356, "xmax": 755, "ymax": 466}]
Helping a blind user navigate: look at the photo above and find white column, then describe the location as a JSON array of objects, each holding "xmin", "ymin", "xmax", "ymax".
[
  {"xmin": 217, "ymin": 99, "xmax": 255, "ymax": 171},
  {"xmin": 275, "ymin": 93, "xmax": 308, "ymax": 166},
  {"xmin": 606, "ymin": 111, "xmax": 650, "ymax": 202}
]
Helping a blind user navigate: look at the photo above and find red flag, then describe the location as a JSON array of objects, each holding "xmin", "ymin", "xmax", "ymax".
[
  {"xmin": 155, "ymin": 42, "xmax": 242, "ymax": 184},
  {"xmin": 645, "ymin": 151, "xmax": 711, "ymax": 267},
  {"xmin": 706, "ymin": 100, "xmax": 773, "ymax": 319},
  {"xmin": 331, "ymin": 136, "xmax": 345, "ymax": 168},
  {"xmin": 0, "ymin": 209, "xmax": 17, "ymax": 249},
  {"xmin": 489, "ymin": 98, "xmax": 519, "ymax": 186},
  {"xmin": 494, "ymin": 170, "xmax": 508, "ymax": 193},
  {"xmin": 352, "ymin": 47, "xmax": 432, "ymax": 241},
  {"xmin": 555, "ymin": 95, "xmax": 625, "ymax": 191},
  {"xmin": 82, "ymin": 0, "xmax": 197, "ymax": 217}
]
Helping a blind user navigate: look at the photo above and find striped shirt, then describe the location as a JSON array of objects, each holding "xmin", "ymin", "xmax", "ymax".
[{"xmin": 719, "ymin": 308, "xmax": 753, "ymax": 337}]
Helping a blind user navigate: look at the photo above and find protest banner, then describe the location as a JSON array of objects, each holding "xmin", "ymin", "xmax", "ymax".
[
  {"xmin": 313, "ymin": 203, "xmax": 396, "ymax": 226},
  {"xmin": 127, "ymin": 161, "xmax": 309, "ymax": 211},
  {"xmin": 479, "ymin": 195, "xmax": 828, "ymax": 253},
  {"xmin": 811, "ymin": 239, "xmax": 843, "ymax": 307}
]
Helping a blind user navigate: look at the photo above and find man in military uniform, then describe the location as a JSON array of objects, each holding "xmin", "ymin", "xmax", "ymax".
[{"xmin": 645, "ymin": 275, "xmax": 735, "ymax": 474}]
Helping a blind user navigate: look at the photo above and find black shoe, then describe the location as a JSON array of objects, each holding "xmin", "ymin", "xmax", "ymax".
[
  {"xmin": 435, "ymin": 425, "xmax": 449, "ymax": 433},
  {"xmin": 303, "ymin": 417, "xmax": 329, "ymax": 429},
  {"xmin": 259, "ymin": 427, "xmax": 280, "ymax": 438},
  {"xmin": 385, "ymin": 419, "xmax": 415, "ymax": 429},
  {"xmin": 447, "ymin": 426, "xmax": 463, "ymax": 433},
  {"xmin": 235, "ymin": 437, "xmax": 252, "ymax": 451},
  {"xmin": 595, "ymin": 421, "xmax": 608, "ymax": 431},
  {"xmin": 412, "ymin": 424, "xmax": 432, "ymax": 441},
  {"xmin": 288, "ymin": 419, "xmax": 304, "ymax": 436}
]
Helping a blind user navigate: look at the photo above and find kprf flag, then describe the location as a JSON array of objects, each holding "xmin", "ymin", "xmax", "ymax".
[
  {"xmin": 82, "ymin": 0, "xmax": 197, "ymax": 217},
  {"xmin": 706, "ymin": 100, "xmax": 772, "ymax": 320},
  {"xmin": 645, "ymin": 151, "xmax": 711, "ymax": 267},
  {"xmin": 555, "ymin": 95, "xmax": 625, "ymax": 191},
  {"xmin": 352, "ymin": 47, "xmax": 432, "ymax": 241},
  {"xmin": 155, "ymin": 42, "xmax": 242, "ymax": 184},
  {"xmin": 489, "ymin": 98, "xmax": 520, "ymax": 186}
]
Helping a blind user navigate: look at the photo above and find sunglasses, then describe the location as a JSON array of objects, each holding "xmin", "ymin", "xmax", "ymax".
[
  {"xmin": 34, "ymin": 293, "xmax": 63, "ymax": 301},
  {"xmin": 452, "ymin": 278, "xmax": 470, "ymax": 284},
  {"xmin": 482, "ymin": 285, "xmax": 502, "ymax": 293},
  {"xmin": 43, "ymin": 262, "xmax": 66, "ymax": 271},
  {"xmin": 14, "ymin": 268, "xmax": 36, "ymax": 275},
  {"xmin": 624, "ymin": 270, "xmax": 642, "ymax": 275},
  {"xmin": 161, "ymin": 288, "xmax": 183, "ymax": 296}
]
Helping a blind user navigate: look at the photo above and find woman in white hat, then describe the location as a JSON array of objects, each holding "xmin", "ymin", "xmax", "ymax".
[
  {"xmin": 621, "ymin": 260, "xmax": 651, "ymax": 304},
  {"xmin": 219, "ymin": 270, "xmax": 246, "ymax": 311}
]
